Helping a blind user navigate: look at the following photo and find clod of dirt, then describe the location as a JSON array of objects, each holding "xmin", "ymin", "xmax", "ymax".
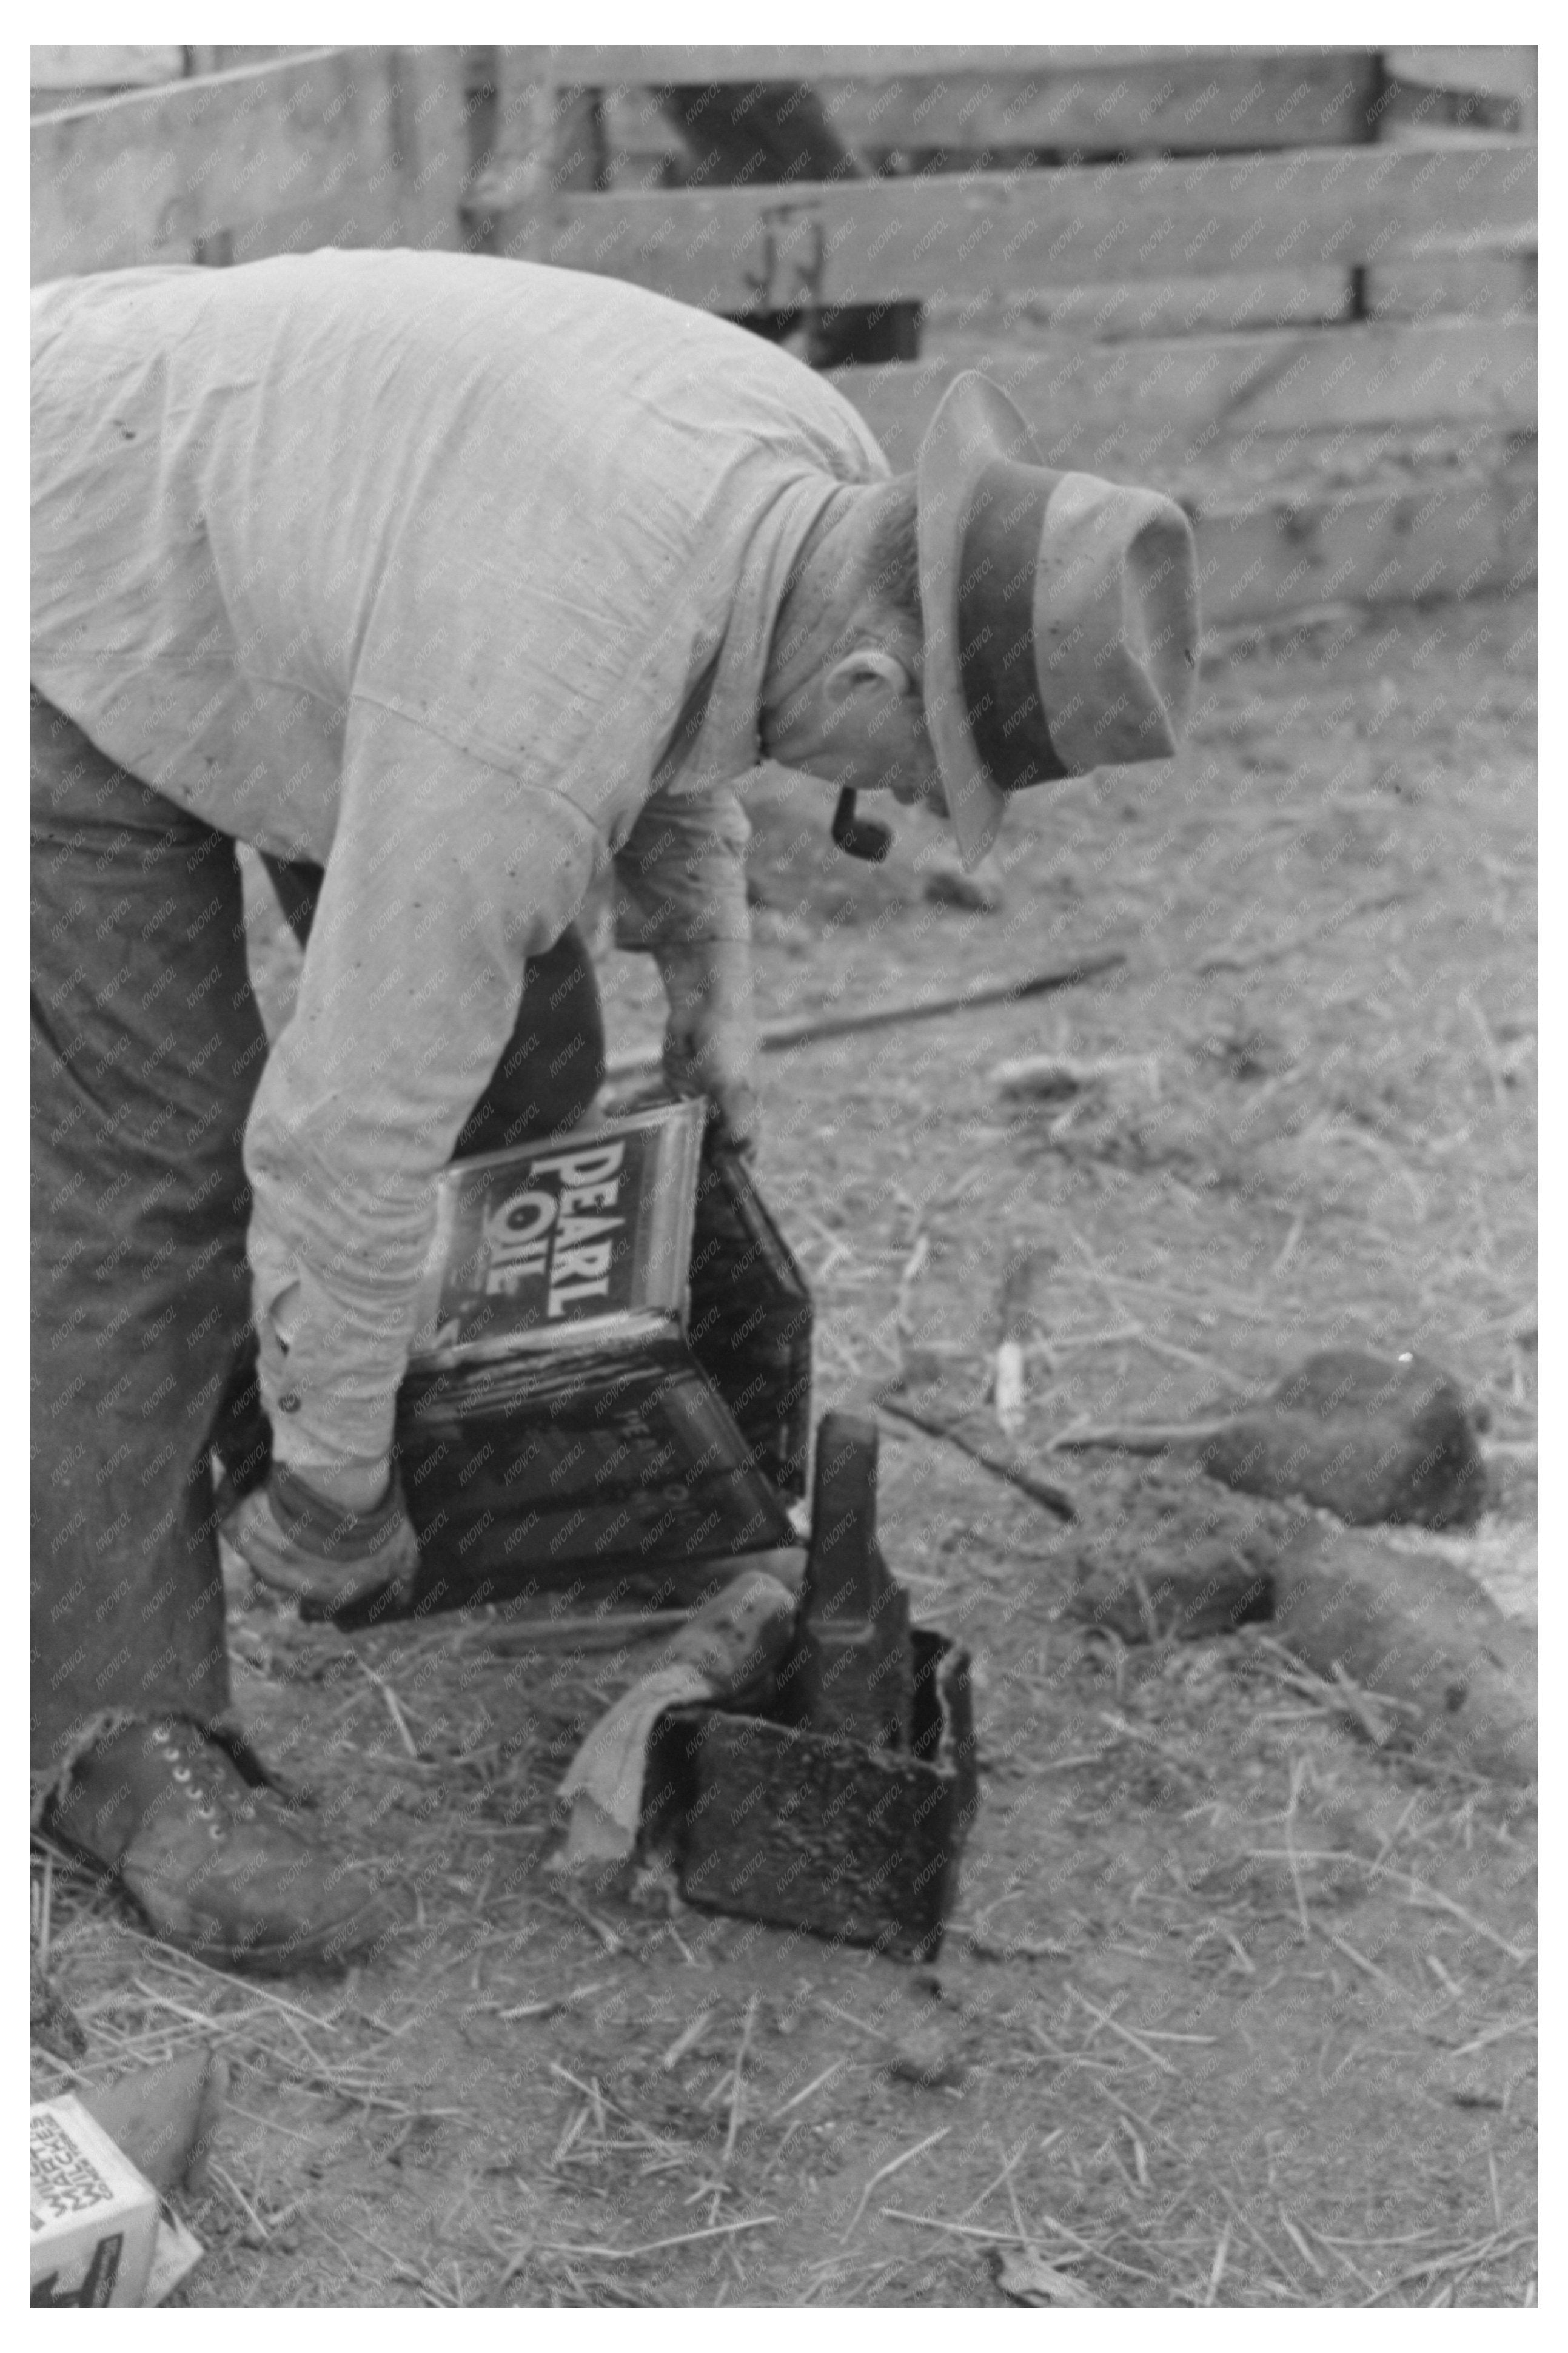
[
  {"xmin": 881, "ymin": 2021, "xmax": 967, "ymax": 2089},
  {"xmin": 923, "ymin": 865, "xmax": 1004, "ymax": 913},
  {"xmin": 1066, "ymin": 1464, "xmax": 1300, "ymax": 1643},
  {"xmin": 1273, "ymin": 1521, "xmax": 1538, "ymax": 1782},
  {"xmin": 1055, "ymin": 1349, "xmax": 1488, "ymax": 1529},
  {"xmin": 991, "ymin": 1053, "xmax": 1110, "ymax": 1101}
]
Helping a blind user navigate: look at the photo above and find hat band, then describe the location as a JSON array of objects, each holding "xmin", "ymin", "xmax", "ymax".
[{"xmin": 956, "ymin": 460, "xmax": 1069, "ymax": 796}]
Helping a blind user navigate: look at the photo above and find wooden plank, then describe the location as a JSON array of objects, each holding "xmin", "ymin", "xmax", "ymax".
[
  {"xmin": 1384, "ymin": 47, "xmax": 1538, "ymax": 104},
  {"xmin": 30, "ymin": 44, "xmax": 184, "ymax": 115},
  {"xmin": 1193, "ymin": 468, "xmax": 1528, "ymax": 627},
  {"xmin": 1378, "ymin": 46, "xmax": 1536, "ymax": 142},
  {"xmin": 538, "ymin": 44, "xmax": 1358, "ymax": 85},
  {"xmin": 468, "ymin": 48, "xmax": 580, "ymax": 255},
  {"xmin": 385, "ymin": 46, "xmax": 479, "ymax": 250},
  {"xmin": 1364, "ymin": 252, "xmax": 1534, "ymax": 324},
  {"xmin": 828, "ymin": 320, "xmax": 1537, "ymax": 480},
  {"xmin": 595, "ymin": 55, "xmax": 1377, "ymax": 164},
  {"xmin": 30, "ymin": 44, "xmax": 184, "ymax": 89},
  {"xmin": 517, "ymin": 143, "xmax": 1535, "ymax": 310},
  {"xmin": 30, "ymin": 48, "xmax": 403, "ymax": 281},
  {"xmin": 812, "ymin": 51, "xmax": 1378, "ymax": 158},
  {"xmin": 1380, "ymin": 120, "xmax": 1532, "ymax": 149},
  {"xmin": 185, "ymin": 47, "xmax": 312, "ymax": 76},
  {"xmin": 925, "ymin": 264, "xmax": 1353, "ymax": 345},
  {"xmin": 167, "ymin": 54, "xmax": 475, "ymax": 266}
]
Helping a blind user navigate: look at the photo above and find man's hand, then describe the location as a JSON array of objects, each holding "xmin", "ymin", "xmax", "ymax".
[
  {"xmin": 654, "ymin": 937, "xmax": 761, "ymax": 1156},
  {"xmin": 223, "ymin": 1462, "xmax": 419, "ymax": 1618}
]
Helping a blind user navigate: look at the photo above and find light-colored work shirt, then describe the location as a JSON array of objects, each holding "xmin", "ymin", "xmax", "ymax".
[{"xmin": 30, "ymin": 249, "xmax": 887, "ymax": 1471}]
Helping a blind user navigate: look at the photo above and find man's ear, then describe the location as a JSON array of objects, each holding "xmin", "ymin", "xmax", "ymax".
[{"xmin": 822, "ymin": 646, "xmax": 914, "ymax": 707}]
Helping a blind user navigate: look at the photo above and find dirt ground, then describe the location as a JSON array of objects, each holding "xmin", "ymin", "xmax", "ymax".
[{"xmin": 32, "ymin": 588, "xmax": 1536, "ymax": 2308}]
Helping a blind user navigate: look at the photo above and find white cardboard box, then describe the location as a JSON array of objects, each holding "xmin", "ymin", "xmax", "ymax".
[{"xmin": 30, "ymin": 2095, "xmax": 159, "ymax": 2308}]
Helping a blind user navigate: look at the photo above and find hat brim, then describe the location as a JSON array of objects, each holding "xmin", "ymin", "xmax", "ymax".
[{"xmin": 916, "ymin": 372, "xmax": 1045, "ymax": 871}]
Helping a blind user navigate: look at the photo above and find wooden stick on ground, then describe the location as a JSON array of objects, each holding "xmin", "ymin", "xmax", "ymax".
[
  {"xmin": 879, "ymin": 1397, "xmax": 1076, "ymax": 1522},
  {"xmin": 604, "ymin": 952, "xmax": 1125, "ymax": 1079},
  {"xmin": 472, "ymin": 1607, "xmax": 700, "ymax": 1653}
]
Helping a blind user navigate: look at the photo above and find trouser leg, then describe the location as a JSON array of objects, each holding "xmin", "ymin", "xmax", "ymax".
[{"xmin": 30, "ymin": 696, "xmax": 266, "ymax": 1774}]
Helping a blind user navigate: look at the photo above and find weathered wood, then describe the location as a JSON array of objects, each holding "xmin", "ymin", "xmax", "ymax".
[
  {"xmin": 926, "ymin": 264, "xmax": 1355, "ymax": 344},
  {"xmin": 538, "ymin": 45, "xmax": 1359, "ymax": 85},
  {"xmin": 30, "ymin": 44, "xmax": 184, "ymax": 90},
  {"xmin": 811, "ymin": 51, "xmax": 1379, "ymax": 159},
  {"xmin": 467, "ymin": 50, "xmax": 606, "ymax": 250},
  {"xmin": 184, "ymin": 46, "xmax": 310, "ymax": 77},
  {"xmin": 219, "ymin": 49, "xmax": 478, "ymax": 265},
  {"xmin": 473, "ymin": 48, "xmax": 566, "ymax": 255},
  {"xmin": 831, "ymin": 318, "xmax": 1537, "ymax": 477},
  {"xmin": 30, "ymin": 45, "xmax": 186, "ymax": 117},
  {"xmin": 32, "ymin": 49, "xmax": 388, "ymax": 280},
  {"xmin": 508, "ymin": 143, "xmax": 1535, "ymax": 312},
  {"xmin": 604, "ymin": 953, "xmax": 1126, "ymax": 1080},
  {"xmin": 592, "ymin": 59, "xmax": 1375, "ymax": 192},
  {"xmin": 595, "ymin": 53, "xmax": 1378, "ymax": 164},
  {"xmin": 30, "ymin": 45, "xmax": 477, "ymax": 280},
  {"xmin": 1377, "ymin": 47, "xmax": 1536, "ymax": 145},
  {"xmin": 1384, "ymin": 45, "xmax": 1538, "ymax": 104},
  {"xmin": 1194, "ymin": 465, "xmax": 1535, "ymax": 626},
  {"xmin": 878, "ymin": 1398, "xmax": 1076, "ymax": 1521},
  {"xmin": 842, "ymin": 324, "xmax": 1536, "ymax": 619},
  {"xmin": 597, "ymin": 88, "xmax": 688, "ymax": 187},
  {"xmin": 1364, "ymin": 252, "xmax": 1534, "ymax": 323},
  {"xmin": 384, "ymin": 46, "xmax": 478, "ymax": 252}
]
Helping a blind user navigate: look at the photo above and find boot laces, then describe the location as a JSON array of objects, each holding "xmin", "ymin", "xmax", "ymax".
[{"xmin": 149, "ymin": 1720, "xmax": 253, "ymax": 1841}]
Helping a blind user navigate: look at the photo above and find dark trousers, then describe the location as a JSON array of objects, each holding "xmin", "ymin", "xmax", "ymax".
[{"xmin": 30, "ymin": 694, "xmax": 605, "ymax": 1771}]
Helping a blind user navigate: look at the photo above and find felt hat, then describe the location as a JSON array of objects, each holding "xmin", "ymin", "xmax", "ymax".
[{"xmin": 916, "ymin": 371, "xmax": 1200, "ymax": 868}]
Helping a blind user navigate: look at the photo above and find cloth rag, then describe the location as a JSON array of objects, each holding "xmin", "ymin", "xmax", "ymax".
[{"xmin": 553, "ymin": 1569, "xmax": 798, "ymax": 1870}]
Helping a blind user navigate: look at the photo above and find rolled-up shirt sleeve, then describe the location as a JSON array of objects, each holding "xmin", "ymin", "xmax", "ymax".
[
  {"xmin": 243, "ymin": 697, "xmax": 601, "ymax": 1474},
  {"xmin": 612, "ymin": 773, "xmax": 752, "ymax": 953}
]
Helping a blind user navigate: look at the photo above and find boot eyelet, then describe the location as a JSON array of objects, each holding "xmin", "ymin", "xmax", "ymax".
[{"xmin": 172, "ymin": 1765, "xmax": 192, "ymax": 1783}]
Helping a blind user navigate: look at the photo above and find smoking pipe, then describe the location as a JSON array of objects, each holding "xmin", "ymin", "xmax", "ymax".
[{"xmin": 831, "ymin": 787, "xmax": 892, "ymax": 863}]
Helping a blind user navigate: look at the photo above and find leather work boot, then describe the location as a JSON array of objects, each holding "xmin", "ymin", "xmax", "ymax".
[{"xmin": 48, "ymin": 1719, "xmax": 404, "ymax": 1973}]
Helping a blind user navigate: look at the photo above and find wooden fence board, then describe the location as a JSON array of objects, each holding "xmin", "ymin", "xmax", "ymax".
[
  {"xmin": 1194, "ymin": 468, "xmax": 1529, "ymax": 626},
  {"xmin": 926, "ymin": 264, "xmax": 1355, "ymax": 344},
  {"xmin": 1384, "ymin": 47, "xmax": 1537, "ymax": 103},
  {"xmin": 32, "ymin": 50, "xmax": 386, "ymax": 279},
  {"xmin": 385, "ymin": 45, "xmax": 481, "ymax": 250},
  {"xmin": 1364, "ymin": 252, "xmax": 1534, "ymax": 323},
  {"xmin": 30, "ymin": 44, "xmax": 186, "ymax": 116},
  {"xmin": 511, "ymin": 143, "xmax": 1535, "ymax": 310},
  {"xmin": 538, "ymin": 45, "xmax": 1361, "ymax": 85},
  {"xmin": 30, "ymin": 44, "xmax": 184, "ymax": 89},
  {"xmin": 30, "ymin": 46, "xmax": 478, "ymax": 280},
  {"xmin": 183, "ymin": 52, "xmax": 478, "ymax": 267},
  {"xmin": 812, "ymin": 51, "xmax": 1378, "ymax": 158},
  {"xmin": 830, "ymin": 318, "xmax": 1536, "ymax": 478},
  {"xmin": 591, "ymin": 53, "xmax": 1378, "ymax": 162},
  {"xmin": 185, "ymin": 47, "xmax": 311, "ymax": 76}
]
